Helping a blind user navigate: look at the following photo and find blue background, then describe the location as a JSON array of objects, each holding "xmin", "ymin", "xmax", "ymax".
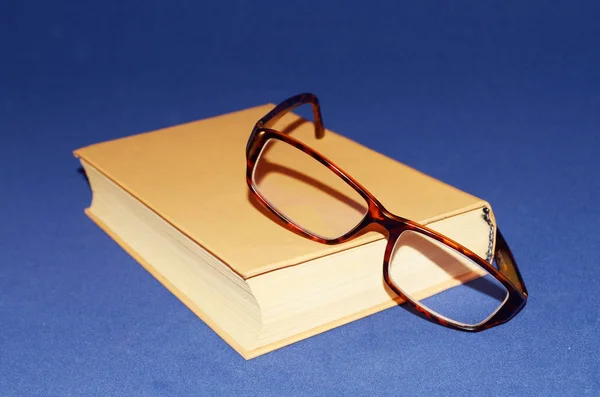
[{"xmin": 1, "ymin": 1, "xmax": 599, "ymax": 395}]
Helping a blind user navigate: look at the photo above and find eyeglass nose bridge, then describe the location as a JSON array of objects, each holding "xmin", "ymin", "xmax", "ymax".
[{"xmin": 366, "ymin": 204, "xmax": 410, "ymax": 233}]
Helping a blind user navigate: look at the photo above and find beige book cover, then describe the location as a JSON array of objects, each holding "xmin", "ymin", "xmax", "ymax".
[{"xmin": 74, "ymin": 103, "xmax": 496, "ymax": 358}]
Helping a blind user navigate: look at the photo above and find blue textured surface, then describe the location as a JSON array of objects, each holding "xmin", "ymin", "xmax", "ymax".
[{"xmin": 1, "ymin": 1, "xmax": 599, "ymax": 395}]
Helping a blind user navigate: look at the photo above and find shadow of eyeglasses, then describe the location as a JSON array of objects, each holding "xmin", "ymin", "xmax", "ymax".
[{"xmin": 252, "ymin": 161, "xmax": 369, "ymax": 215}]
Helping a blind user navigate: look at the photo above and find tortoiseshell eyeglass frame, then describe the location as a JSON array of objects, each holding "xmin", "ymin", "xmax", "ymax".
[{"xmin": 246, "ymin": 93, "xmax": 528, "ymax": 332}]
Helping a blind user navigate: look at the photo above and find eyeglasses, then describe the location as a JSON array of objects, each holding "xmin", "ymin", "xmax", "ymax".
[{"xmin": 245, "ymin": 93, "xmax": 528, "ymax": 331}]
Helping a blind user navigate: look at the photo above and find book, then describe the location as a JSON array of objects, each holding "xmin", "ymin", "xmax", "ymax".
[{"xmin": 74, "ymin": 103, "xmax": 497, "ymax": 359}]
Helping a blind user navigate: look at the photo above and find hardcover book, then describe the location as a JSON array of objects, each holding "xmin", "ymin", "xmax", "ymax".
[{"xmin": 74, "ymin": 103, "xmax": 496, "ymax": 359}]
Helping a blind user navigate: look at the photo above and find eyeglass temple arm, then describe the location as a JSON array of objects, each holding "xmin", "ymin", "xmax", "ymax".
[
  {"xmin": 254, "ymin": 92, "xmax": 325, "ymax": 138},
  {"xmin": 495, "ymin": 228, "xmax": 528, "ymax": 297}
]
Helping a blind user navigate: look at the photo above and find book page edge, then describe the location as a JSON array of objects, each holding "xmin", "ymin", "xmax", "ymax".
[{"xmin": 83, "ymin": 208, "xmax": 255, "ymax": 360}]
